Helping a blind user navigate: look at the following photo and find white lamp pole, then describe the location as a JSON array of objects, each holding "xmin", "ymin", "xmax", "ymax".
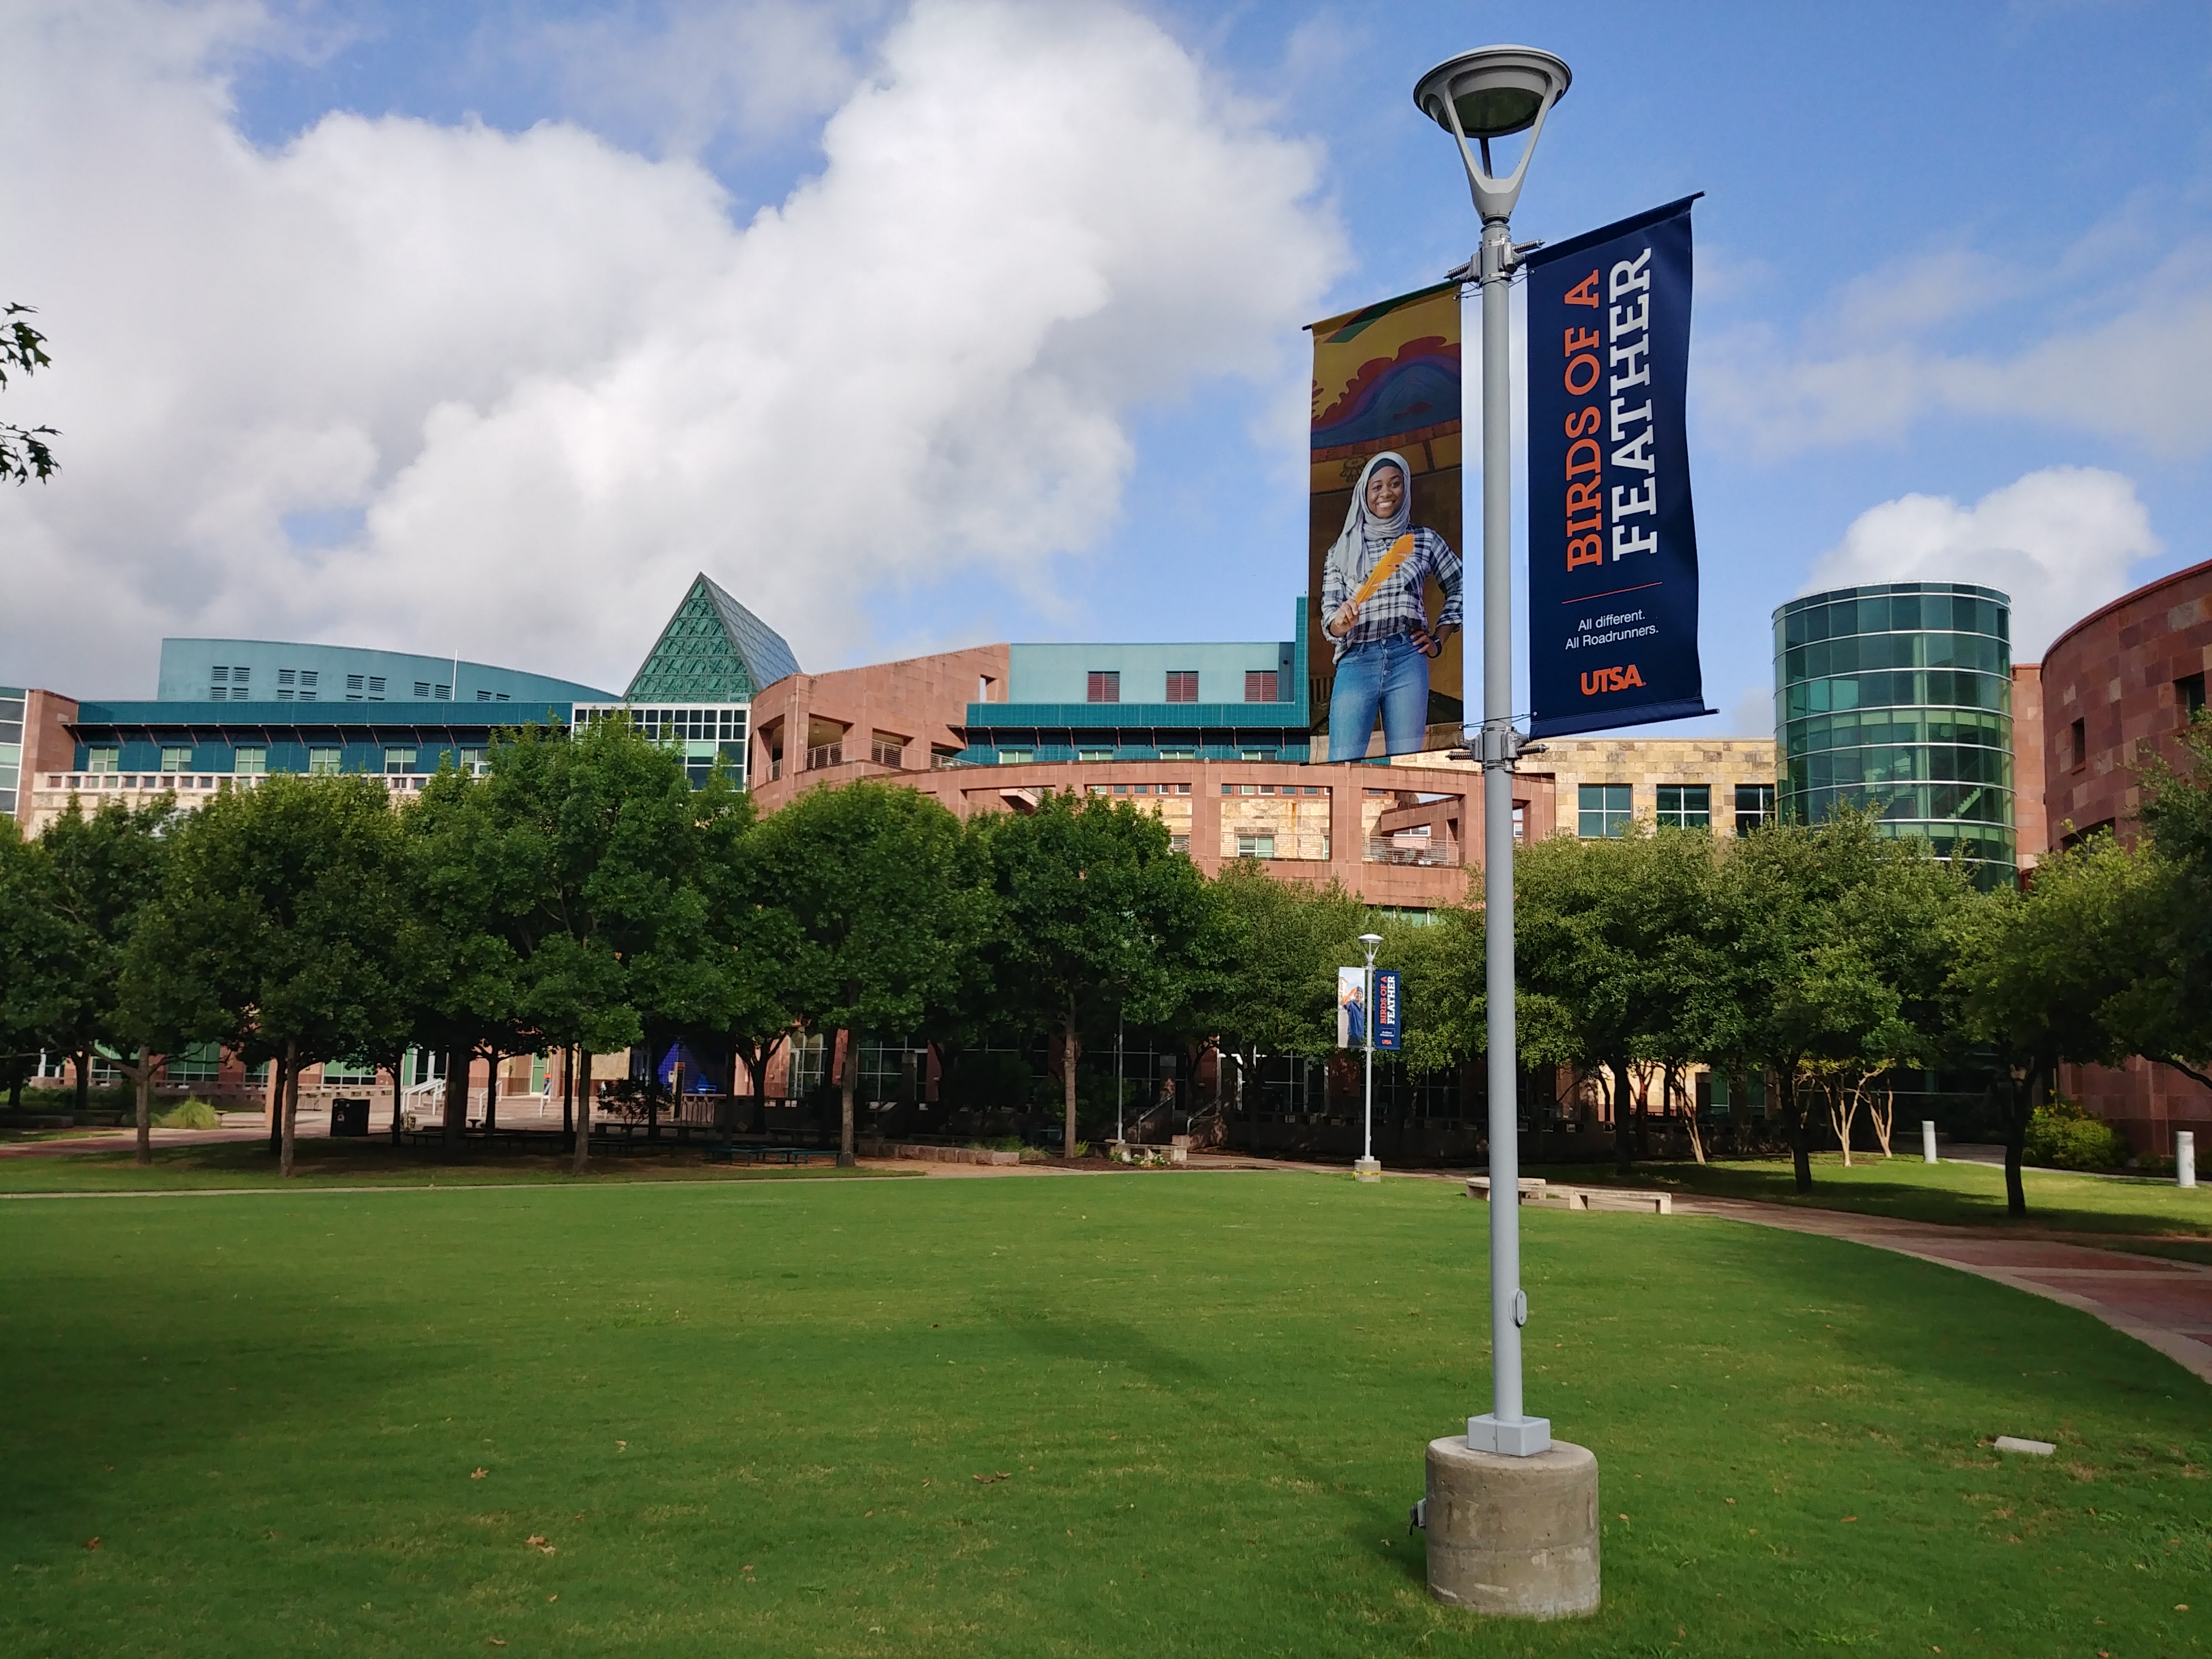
[
  {"xmin": 1356, "ymin": 931, "xmax": 1383, "ymax": 1182},
  {"xmin": 1413, "ymin": 44, "xmax": 1570, "ymax": 1457}
]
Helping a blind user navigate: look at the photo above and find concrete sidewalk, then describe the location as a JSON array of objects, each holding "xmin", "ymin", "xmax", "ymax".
[{"xmin": 1680, "ymin": 1195, "xmax": 2212, "ymax": 1386}]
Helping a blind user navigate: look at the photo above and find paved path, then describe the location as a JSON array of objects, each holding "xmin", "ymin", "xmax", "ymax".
[{"xmin": 1676, "ymin": 1195, "xmax": 2212, "ymax": 1386}]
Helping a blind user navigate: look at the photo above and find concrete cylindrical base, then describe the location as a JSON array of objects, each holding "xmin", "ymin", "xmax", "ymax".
[
  {"xmin": 1354, "ymin": 1157, "xmax": 1382, "ymax": 1183},
  {"xmin": 1425, "ymin": 1437, "xmax": 1599, "ymax": 1618}
]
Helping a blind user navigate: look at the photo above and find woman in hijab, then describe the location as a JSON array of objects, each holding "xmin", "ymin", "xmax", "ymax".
[{"xmin": 1321, "ymin": 450, "xmax": 1464, "ymax": 761}]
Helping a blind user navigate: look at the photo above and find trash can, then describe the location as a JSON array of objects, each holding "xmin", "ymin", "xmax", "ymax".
[{"xmin": 330, "ymin": 1097, "xmax": 370, "ymax": 1137}]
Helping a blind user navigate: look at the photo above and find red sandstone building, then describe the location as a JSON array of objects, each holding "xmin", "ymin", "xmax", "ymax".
[{"xmin": 2037, "ymin": 557, "xmax": 2212, "ymax": 1153}]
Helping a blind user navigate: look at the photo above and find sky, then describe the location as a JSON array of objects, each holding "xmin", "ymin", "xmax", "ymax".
[{"xmin": 3, "ymin": 0, "xmax": 2209, "ymax": 736}]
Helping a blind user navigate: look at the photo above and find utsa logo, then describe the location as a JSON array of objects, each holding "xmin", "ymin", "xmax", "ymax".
[{"xmin": 1581, "ymin": 664, "xmax": 1645, "ymax": 697}]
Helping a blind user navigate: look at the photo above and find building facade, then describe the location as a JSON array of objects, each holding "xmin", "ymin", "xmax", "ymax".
[
  {"xmin": 2037, "ymin": 556, "xmax": 2212, "ymax": 1154},
  {"xmin": 1775, "ymin": 582, "xmax": 2017, "ymax": 877}
]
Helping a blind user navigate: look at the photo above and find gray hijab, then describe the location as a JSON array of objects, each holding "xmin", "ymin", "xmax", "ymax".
[{"xmin": 1328, "ymin": 451, "xmax": 1413, "ymax": 585}]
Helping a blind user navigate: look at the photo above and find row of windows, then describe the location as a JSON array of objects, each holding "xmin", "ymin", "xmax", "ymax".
[
  {"xmin": 1780, "ymin": 669, "xmax": 2010, "ymax": 720},
  {"xmin": 993, "ymin": 744, "xmax": 1294, "ymax": 764},
  {"xmin": 86, "ymin": 745, "xmax": 481, "ymax": 775},
  {"xmin": 1779, "ymin": 630, "xmax": 2008, "ymax": 684},
  {"xmin": 1775, "ymin": 591, "xmax": 2008, "ymax": 650},
  {"xmin": 1577, "ymin": 783, "xmax": 1775, "ymax": 839},
  {"xmin": 575, "ymin": 705, "xmax": 747, "ymax": 741},
  {"xmin": 1780, "ymin": 781, "xmax": 2014, "ymax": 828},
  {"xmin": 1784, "ymin": 745, "xmax": 2012, "ymax": 791},
  {"xmin": 1086, "ymin": 670, "xmax": 1280, "ymax": 705},
  {"xmin": 1783, "ymin": 707, "xmax": 2009, "ymax": 756}
]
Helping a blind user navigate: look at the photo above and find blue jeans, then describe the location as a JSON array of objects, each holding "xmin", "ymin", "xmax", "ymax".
[{"xmin": 1327, "ymin": 635, "xmax": 1430, "ymax": 760}]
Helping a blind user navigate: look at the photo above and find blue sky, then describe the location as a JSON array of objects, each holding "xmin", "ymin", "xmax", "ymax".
[{"xmin": 6, "ymin": 2, "xmax": 2209, "ymax": 728}]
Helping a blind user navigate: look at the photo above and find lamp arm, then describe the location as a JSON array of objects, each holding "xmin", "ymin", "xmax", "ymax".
[{"xmin": 1439, "ymin": 87, "xmax": 1560, "ymax": 225}]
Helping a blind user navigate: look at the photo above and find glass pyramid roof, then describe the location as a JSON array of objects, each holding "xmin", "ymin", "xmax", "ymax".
[{"xmin": 624, "ymin": 575, "xmax": 800, "ymax": 702}]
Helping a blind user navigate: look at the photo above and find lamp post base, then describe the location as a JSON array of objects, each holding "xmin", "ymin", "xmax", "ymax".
[
  {"xmin": 1423, "ymin": 1436, "xmax": 1600, "ymax": 1618},
  {"xmin": 1353, "ymin": 1156, "xmax": 1382, "ymax": 1183}
]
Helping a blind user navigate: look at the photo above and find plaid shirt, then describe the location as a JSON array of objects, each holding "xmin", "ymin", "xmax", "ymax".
[{"xmin": 1321, "ymin": 526, "xmax": 1464, "ymax": 661}]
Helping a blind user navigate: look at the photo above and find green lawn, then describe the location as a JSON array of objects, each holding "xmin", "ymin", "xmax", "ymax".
[
  {"xmin": 1543, "ymin": 1151, "xmax": 2212, "ymax": 1238},
  {"xmin": 2, "ymin": 1174, "xmax": 2206, "ymax": 1658}
]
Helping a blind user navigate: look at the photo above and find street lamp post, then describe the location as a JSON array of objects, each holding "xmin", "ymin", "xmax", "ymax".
[
  {"xmin": 1409, "ymin": 45, "xmax": 1601, "ymax": 1619},
  {"xmin": 1356, "ymin": 931, "xmax": 1383, "ymax": 1182}
]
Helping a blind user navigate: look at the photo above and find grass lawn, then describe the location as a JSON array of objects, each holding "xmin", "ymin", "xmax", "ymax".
[
  {"xmin": 1541, "ymin": 1151, "xmax": 2212, "ymax": 1238},
  {"xmin": 2, "ymin": 1173, "xmax": 2206, "ymax": 1658}
]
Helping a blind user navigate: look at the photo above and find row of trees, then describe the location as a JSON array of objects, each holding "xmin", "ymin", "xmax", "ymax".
[{"xmin": 4, "ymin": 714, "xmax": 2206, "ymax": 1209}]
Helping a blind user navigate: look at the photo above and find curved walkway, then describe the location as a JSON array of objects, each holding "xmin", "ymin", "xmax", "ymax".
[{"xmin": 1676, "ymin": 1195, "xmax": 2212, "ymax": 1386}]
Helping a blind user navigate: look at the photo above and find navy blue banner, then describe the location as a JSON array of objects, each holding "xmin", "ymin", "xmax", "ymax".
[
  {"xmin": 1524, "ymin": 197, "xmax": 1712, "ymax": 738},
  {"xmin": 1373, "ymin": 969, "xmax": 1401, "ymax": 1052}
]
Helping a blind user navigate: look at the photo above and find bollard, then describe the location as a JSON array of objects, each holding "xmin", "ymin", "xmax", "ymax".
[
  {"xmin": 1922, "ymin": 1119, "xmax": 1938, "ymax": 1164},
  {"xmin": 2179, "ymin": 1130, "xmax": 2197, "ymax": 1190}
]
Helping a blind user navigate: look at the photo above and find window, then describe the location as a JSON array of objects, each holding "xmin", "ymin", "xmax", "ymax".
[
  {"xmin": 87, "ymin": 747, "xmax": 120, "ymax": 773},
  {"xmin": 787, "ymin": 1032, "xmax": 828, "ymax": 1097},
  {"xmin": 347, "ymin": 674, "xmax": 364, "ymax": 697},
  {"xmin": 1240, "ymin": 748, "xmax": 1270, "ymax": 762},
  {"xmin": 278, "ymin": 668, "xmax": 295, "ymax": 687},
  {"xmin": 165, "ymin": 1042, "xmax": 221, "ymax": 1084},
  {"xmin": 931, "ymin": 747, "xmax": 961, "ymax": 769},
  {"xmin": 1578, "ymin": 783, "xmax": 1632, "ymax": 838},
  {"xmin": 870, "ymin": 732, "xmax": 906, "ymax": 768},
  {"xmin": 161, "ymin": 746, "xmax": 192, "ymax": 773},
  {"xmin": 1235, "ymin": 833, "xmax": 1276, "ymax": 859},
  {"xmin": 1159, "ymin": 745, "xmax": 1196, "ymax": 761},
  {"xmin": 2180, "ymin": 673, "xmax": 2206, "ymax": 723},
  {"xmin": 232, "ymin": 747, "xmax": 266, "ymax": 775},
  {"xmin": 307, "ymin": 749, "xmax": 341, "ymax": 775},
  {"xmin": 2069, "ymin": 716, "xmax": 2088, "ymax": 770},
  {"xmin": 1512, "ymin": 804, "xmax": 1526, "ymax": 843},
  {"xmin": 435, "ymin": 684, "xmax": 450, "ymax": 700},
  {"xmin": 1164, "ymin": 671, "xmax": 1199, "ymax": 703},
  {"xmin": 367, "ymin": 676, "xmax": 385, "ymax": 698},
  {"xmin": 458, "ymin": 748, "xmax": 487, "ymax": 775},
  {"xmin": 1078, "ymin": 747, "xmax": 1113, "ymax": 763},
  {"xmin": 1733, "ymin": 783, "xmax": 1776, "ymax": 838},
  {"xmin": 322, "ymin": 1055, "xmax": 378, "ymax": 1086},
  {"xmin": 384, "ymin": 748, "xmax": 417, "ymax": 774},
  {"xmin": 299, "ymin": 671, "xmax": 317, "ymax": 690},
  {"xmin": 1656, "ymin": 784, "xmax": 1711, "ymax": 831},
  {"xmin": 996, "ymin": 749, "xmax": 1033, "ymax": 766},
  {"xmin": 211, "ymin": 666, "xmax": 229, "ymax": 684},
  {"xmin": 1086, "ymin": 671, "xmax": 1120, "ymax": 703},
  {"xmin": 414, "ymin": 681, "xmax": 431, "ymax": 698},
  {"xmin": 1245, "ymin": 670, "xmax": 1280, "ymax": 703}
]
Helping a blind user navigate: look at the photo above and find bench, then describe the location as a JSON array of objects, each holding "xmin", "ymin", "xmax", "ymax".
[
  {"xmin": 706, "ymin": 1144, "xmax": 831, "ymax": 1166},
  {"xmin": 1465, "ymin": 1177, "xmax": 1672, "ymax": 1214}
]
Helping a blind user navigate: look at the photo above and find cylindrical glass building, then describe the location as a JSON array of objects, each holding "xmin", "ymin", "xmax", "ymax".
[{"xmin": 1773, "ymin": 582, "xmax": 2014, "ymax": 876}]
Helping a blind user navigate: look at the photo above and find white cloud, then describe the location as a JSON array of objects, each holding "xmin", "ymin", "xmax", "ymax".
[
  {"xmin": 1699, "ymin": 242, "xmax": 2212, "ymax": 460},
  {"xmin": 0, "ymin": 0, "xmax": 1343, "ymax": 694},
  {"xmin": 1804, "ymin": 465, "xmax": 2161, "ymax": 657}
]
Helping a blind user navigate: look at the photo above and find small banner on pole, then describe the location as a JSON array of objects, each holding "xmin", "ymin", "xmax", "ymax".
[
  {"xmin": 1524, "ymin": 195, "xmax": 1713, "ymax": 738},
  {"xmin": 1372, "ymin": 969, "xmax": 1402, "ymax": 1052},
  {"xmin": 1336, "ymin": 967, "xmax": 1366, "ymax": 1049}
]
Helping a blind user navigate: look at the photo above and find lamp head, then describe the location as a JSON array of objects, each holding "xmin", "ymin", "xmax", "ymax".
[
  {"xmin": 1413, "ymin": 46, "xmax": 1571, "ymax": 224},
  {"xmin": 1358, "ymin": 933, "xmax": 1384, "ymax": 948}
]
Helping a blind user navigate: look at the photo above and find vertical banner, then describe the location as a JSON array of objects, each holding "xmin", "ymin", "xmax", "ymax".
[
  {"xmin": 1372, "ymin": 969, "xmax": 1402, "ymax": 1052},
  {"xmin": 1308, "ymin": 284, "xmax": 1465, "ymax": 757},
  {"xmin": 1524, "ymin": 196, "xmax": 1713, "ymax": 738},
  {"xmin": 1336, "ymin": 967, "xmax": 1367, "ymax": 1049}
]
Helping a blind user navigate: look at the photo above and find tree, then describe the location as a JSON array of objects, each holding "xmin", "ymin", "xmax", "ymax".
[
  {"xmin": 2, "ymin": 303, "xmax": 58, "ymax": 484},
  {"xmin": 685, "ymin": 795, "xmax": 805, "ymax": 1138},
  {"xmin": 977, "ymin": 793, "xmax": 1219, "ymax": 1158},
  {"xmin": 2103, "ymin": 713, "xmax": 2212, "ymax": 1093},
  {"xmin": 751, "ymin": 781, "xmax": 986, "ymax": 1164},
  {"xmin": 25, "ymin": 797, "xmax": 174, "ymax": 1163},
  {"xmin": 124, "ymin": 775, "xmax": 409, "ymax": 1176},
  {"xmin": 1952, "ymin": 835, "xmax": 2139, "ymax": 1216},
  {"xmin": 1514, "ymin": 827, "xmax": 1715, "ymax": 1174}
]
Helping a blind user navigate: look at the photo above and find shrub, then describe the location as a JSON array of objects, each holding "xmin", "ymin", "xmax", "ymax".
[
  {"xmin": 153, "ymin": 1099, "xmax": 223, "ymax": 1130},
  {"xmin": 2023, "ymin": 1098, "xmax": 2129, "ymax": 1171}
]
